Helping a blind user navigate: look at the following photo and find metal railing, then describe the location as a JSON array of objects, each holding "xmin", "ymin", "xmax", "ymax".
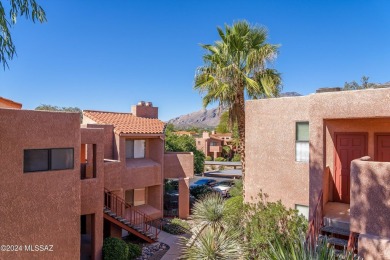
[
  {"xmin": 104, "ymin": 189, "xmax": 162, "ymax": 240},
  {"xmin": 306, "ymin": 190, "xmax": 324, "ymax": 247}
]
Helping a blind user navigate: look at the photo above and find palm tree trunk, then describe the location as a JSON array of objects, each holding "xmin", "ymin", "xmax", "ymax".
[{"xmin": 236, "ymin": 88, "xmax": 246, "ymax": 197}]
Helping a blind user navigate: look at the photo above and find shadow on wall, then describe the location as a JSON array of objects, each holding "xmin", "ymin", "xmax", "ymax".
[{"xmin": 350, "ymin": 160, "xmax": 390, "ymax": 256}]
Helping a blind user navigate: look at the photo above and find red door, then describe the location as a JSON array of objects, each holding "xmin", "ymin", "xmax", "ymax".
[
  {"xmin": 334, "ymin": 133, "xmax": 367, "ymax": 203},
  {"xmin": 375, "ymin": 134, "xmax": 390, "ymax": 161}
]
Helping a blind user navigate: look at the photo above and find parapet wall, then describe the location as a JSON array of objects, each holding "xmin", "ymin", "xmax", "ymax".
[
  {"xmin": 350, "ymin": 158, "xmax": 390, "ymax": 259},
  {"xmin": 163, "ymin": 152, "xmax": 194, "ymax": 179}
]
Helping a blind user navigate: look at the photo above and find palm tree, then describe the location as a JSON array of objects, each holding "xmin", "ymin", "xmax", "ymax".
[{"xmin": 194, "ymin": 20, "xmax": 281, "ymax": 187}]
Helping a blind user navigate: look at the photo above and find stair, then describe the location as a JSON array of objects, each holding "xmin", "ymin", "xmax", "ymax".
[
  {"xmin": 103, "ymin": 189, "xmax": 163, "ymax": 243},
  {"xmin": 103, "ymin": 207, "xmax": 158, "ymax": 243},
  {"xmin": 319, "ymin": 225, "xmax": 359, "ymax": 254}
]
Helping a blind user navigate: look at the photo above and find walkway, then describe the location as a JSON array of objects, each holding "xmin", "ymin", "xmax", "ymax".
[{"xmin": 158, "ymin": 230, "xmax": 188, "ymax": 260}]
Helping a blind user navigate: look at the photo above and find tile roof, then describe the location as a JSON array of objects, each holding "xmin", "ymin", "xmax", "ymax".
[
  {"xmin": 83, "ymin": 110, "xmax": 165, "ymax": 135},
  {"xmin": 0, "ymin": 96, "xmax": 22, "ymax": 109}
]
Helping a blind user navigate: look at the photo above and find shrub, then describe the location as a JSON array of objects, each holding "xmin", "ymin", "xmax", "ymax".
[
  {"xmin": 127, "ymin": 243, "xmax": 142, "ymax": 260},
  {"xmin": 205, "ymin": 156, "xmax": 213, "ymax": 161},
  {"xmin": 163, "ymin": 218, "xmax": 191, "ymax": 235},
  {"xmin": 231, "ymin": 154, "xmax": 241, "ymax": 162},
  {"xmin": 228, "ymin": 179, "xmax": 243, "ymax": 197},
  {"xmin": 218, "ymin": 165, "xmax": 225, "ymax": 170},
  {"xmin": 171, "ymin": 217, "xmax": 191, "ymax": 230},
  {"xmin": 103, "ymin": 237, "xmax": 129, "ymax": 260},
  {"xmin": 214, "ymin": 157, "xmax": 226, "ymax": 162}
]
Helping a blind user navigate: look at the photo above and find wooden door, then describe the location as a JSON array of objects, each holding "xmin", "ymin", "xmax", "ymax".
[
  {"xmin": 375, "ymin": 134, "xmax": 390, "ymax": 162},
  {"xmin": 334, "ymin": 133, "xmax": 367, "ymax": 203}
]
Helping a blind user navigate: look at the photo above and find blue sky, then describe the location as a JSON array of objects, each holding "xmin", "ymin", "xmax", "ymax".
[{"xmin": 1, "ymin": 0, "xmax": 390, "ymax": 121}]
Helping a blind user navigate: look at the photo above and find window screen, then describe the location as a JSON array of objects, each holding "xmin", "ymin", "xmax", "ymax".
[{"xmin": 126, "ymin": 139, "xmax": 145, "ymax": 159}]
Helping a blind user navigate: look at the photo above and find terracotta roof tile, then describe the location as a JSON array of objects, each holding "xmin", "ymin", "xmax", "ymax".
[{"xmin": 83, "ymin": 110, "xmax": 165, "ymax": 135}]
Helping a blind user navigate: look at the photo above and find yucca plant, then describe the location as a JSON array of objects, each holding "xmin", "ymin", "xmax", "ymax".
[
  {"xmin": 267, "ymin": 234, "xmax": 361, "ymax": 260},
  {"xmin": 180, "ymin": 226, "xmax": 243, "ymax": 260}
]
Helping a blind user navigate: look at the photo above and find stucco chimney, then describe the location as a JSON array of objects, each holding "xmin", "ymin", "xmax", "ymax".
[
  {"xmin": 202, "ymin": 131, "xmax": 210, "ymax": 139},
  {"xmin": 131, "ymin": 101, "xmax": 158, "ymax": 119},
  {"xmin": 211, "ymin": 130, "xmax": 216, "ymax": 135}
]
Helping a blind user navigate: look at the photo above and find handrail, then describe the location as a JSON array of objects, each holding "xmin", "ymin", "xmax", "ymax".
[
  {"xmin": 306, "ymin": 190, "xmax": 324, "ymax": 247},
  {"xmin": 104, "ymin": 188, "xmax": 162, "ymax": 240}
]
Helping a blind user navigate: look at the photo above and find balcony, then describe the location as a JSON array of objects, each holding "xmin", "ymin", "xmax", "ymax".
[{"xmin": 124, "ymin": 159, "xmax": 162, "ymax": 188}]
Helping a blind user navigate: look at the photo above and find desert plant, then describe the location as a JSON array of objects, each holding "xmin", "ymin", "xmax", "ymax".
[
  {"xmin": 181, "ymin": 226, "xmax": 243, "ymax": 260},
  {"xmin": 205, "ymin": 156, "xmax": 213, "ymax": 161},
  {"xmin": 103, "ymin": 237, "xmax": 129, "ymax": 260},
  {"xmin": 171, "ymin": 217, "xmax": 191, "ymax": 230},
  {"xmin": 190, "ymin": 185, "xmax": 214, "ymax": 200},
  {"xmin": 228, "ymin": 179, "xmax": 243, "ymax": 197},
  {"xmin": 267, "ymin": 234, "xmax": 360, "ymax": 260},
  {"xmin": 231, "ymin": 154, "xmax": 241, "ymax": 162},
  {"xmin": 215, "ymin": 157, "xmax": 226, "ymax": 162}
]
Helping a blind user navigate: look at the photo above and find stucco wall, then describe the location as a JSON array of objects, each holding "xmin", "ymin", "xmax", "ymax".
[
  {"xmin": 245, "ymin": 96, "xmax": 310, "ymax": 209},
  {"xmin": 350, "ymin": 159, "xmax": 390, "ymax": 238},
  {"xmin": 309, "ymin": 88, "xmax": 390, "ymax": 217},
  {"xmin": 0, "ymin": 109, "xmax": 81, "ymax": 260},
  {"xmin": 84, "ymin": 124, "xmax": 115, "ymax": 160},
  {"xmin": 358, "ymin": 234, "xmax": 390, "ymax": 260},
  {"xmin": 323, "ymin": 118, "xmax": 390, "ymax": 202},
  {"xmin": 80, "ymin": 128, "xmax": 105, "ymax": 260},
  {"xmin": 164, "ymin": 152, "xmax": 194, "ymax": 179}
]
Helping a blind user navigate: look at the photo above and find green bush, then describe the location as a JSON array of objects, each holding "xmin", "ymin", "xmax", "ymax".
[
  {"xmin": 163, "ymin": 218, "xmax": 191, "ymax": 235},
  {"xmin": 205, "ymin": 156, "xmax": 213, "ymax": 161},
  {"xmin": 103, "ymin": 237, "xmax": 129, "ymax": 260},
  {"xmin": 231, "ymin": 154, "xmax": 241, "ymax": 162},
  {"xmin": 171, "ymin": 217, "xmax": 191, "ymax": 230},
  {"xmin": 127, "ymin": 243, "xmax": 142, "ymax": 260},
  {"xmin": 214, "ymin": 157, "xmax": 226, "ymax": 162}
]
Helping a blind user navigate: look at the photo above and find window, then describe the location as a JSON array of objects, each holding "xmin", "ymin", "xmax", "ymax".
[
  {"xmin": 125, "ymin": 140, "xmax": 145, "ymax": 159},
  {"xmin": 295, "ymin": 204, "xmax": 309, "ymax": 219},
  {"xmin": 296, "ymin": 122, "xmax": 309, "ymax": 162},
  {"xmin": 24, "ymin": 148, "xmax": 74, "ymax": 173},
  {"xmin": 210, "ymin": 141, "xmax": 218, "ymax": 146}
]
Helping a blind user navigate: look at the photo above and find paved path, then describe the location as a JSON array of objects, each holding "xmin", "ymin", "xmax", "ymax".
[{"xmin": 158, "ymin": 230, "xmax": 188, "ymax": 260}]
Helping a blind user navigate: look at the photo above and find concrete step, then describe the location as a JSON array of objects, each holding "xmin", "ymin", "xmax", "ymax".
[
  {"xmin": 321, "ymin": 225, "xmax": 350, "ymax": 237},
  {"xmin": 323, "ymin": 217, "xmax": 350, "ymax": 230},
  {"xmin": 327, "ymin": 237, "xmax": 348, "ymax": 248}
]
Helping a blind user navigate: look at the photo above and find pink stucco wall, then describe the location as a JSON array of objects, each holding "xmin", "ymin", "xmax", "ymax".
[
  {"xmin": 80, "ymin": 128, "xmax": 105, "ymax": 260},
  {"xmin": 164, "ymin": 152, "xmax": 194, "ymax": 179},
  {"xmin": 350, "ymin": 158, "xmax": 390, "ymax": 259},
  {"xmin": 0, "ymin": 109, "xmax": 81, "ymax": 260},
  {"xmin": 245, "ymin": 96, "xmax": 310, "ymax": 208}
]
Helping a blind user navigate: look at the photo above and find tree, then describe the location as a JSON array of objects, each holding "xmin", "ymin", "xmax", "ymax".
[
  {"xmin": 35, "ymin": 104, "xmax": 83, "ymax": 122},
  {"xmin": 0, "ymin": 0, "xmax": 47, "ymax": 69},
  {"xmin": 194, "ymin": 21, "xmax": 281, "ymax": 187},
  {"xmin": 344, "ymin": 76, "xmax": 377, "ymax": 90},
  {"xmin": 165, "ymin": 125, "xmax": 205, "ymax": 174}
]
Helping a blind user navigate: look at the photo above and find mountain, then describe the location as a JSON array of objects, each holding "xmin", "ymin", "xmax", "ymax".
[
  {"xmin": 168, "ymin": 92, "xmax": 303, "ymax": 129},
  {"xmin": 167, "ymin": 106, "xmax": 227, "ymax": 129}
]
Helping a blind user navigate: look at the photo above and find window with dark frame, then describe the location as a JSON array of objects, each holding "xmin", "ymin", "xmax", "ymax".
[
  {"xmin": 24, "ymin": 148, "xmax": 74, "ymax": 173},
  {"xmin": 295, "ymin": 122, "xmax": 309, "ymax": 162}
]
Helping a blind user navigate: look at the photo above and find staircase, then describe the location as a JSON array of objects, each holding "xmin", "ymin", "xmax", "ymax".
[
  {"xmin": 306, "ymin": 190, "xmax": 359, "ymax": 255},
  {"xmin": 319, "ymin": 225, "xmax": 359, "ymax": 254},
  {"xmin": 104, "ymin": 189, "xmax": 162, "ymax": 243}
]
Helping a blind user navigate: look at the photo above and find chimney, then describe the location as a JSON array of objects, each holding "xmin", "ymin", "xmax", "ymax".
[
  {"xmin": 202, "ymin": 131, "xmax": 210, "ymax": 139},
  {"xmin": 131, "ymin": 101, "xmax": 158, "ymax": 119},
  {"xmin": 211, "ymin": 130, "xmax": 216, "ymax": 135}
]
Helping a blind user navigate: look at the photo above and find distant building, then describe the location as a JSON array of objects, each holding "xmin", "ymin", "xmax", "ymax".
[{"xmin": 196, "ymin": 131, "xmax": 234, "ymax": 159}]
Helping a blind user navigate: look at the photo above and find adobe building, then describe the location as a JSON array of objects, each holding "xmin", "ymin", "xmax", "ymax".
[
  {"xmin": 0, "ymin": 101, "xmax": 193, "ymax": 259},
  {"xmin": 196, "ymin": 131, "xmax": 234, "ymax": 159},
  {"xmin": 245, "ymin": 87, "xmax": 390, "ymax": 259}
]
